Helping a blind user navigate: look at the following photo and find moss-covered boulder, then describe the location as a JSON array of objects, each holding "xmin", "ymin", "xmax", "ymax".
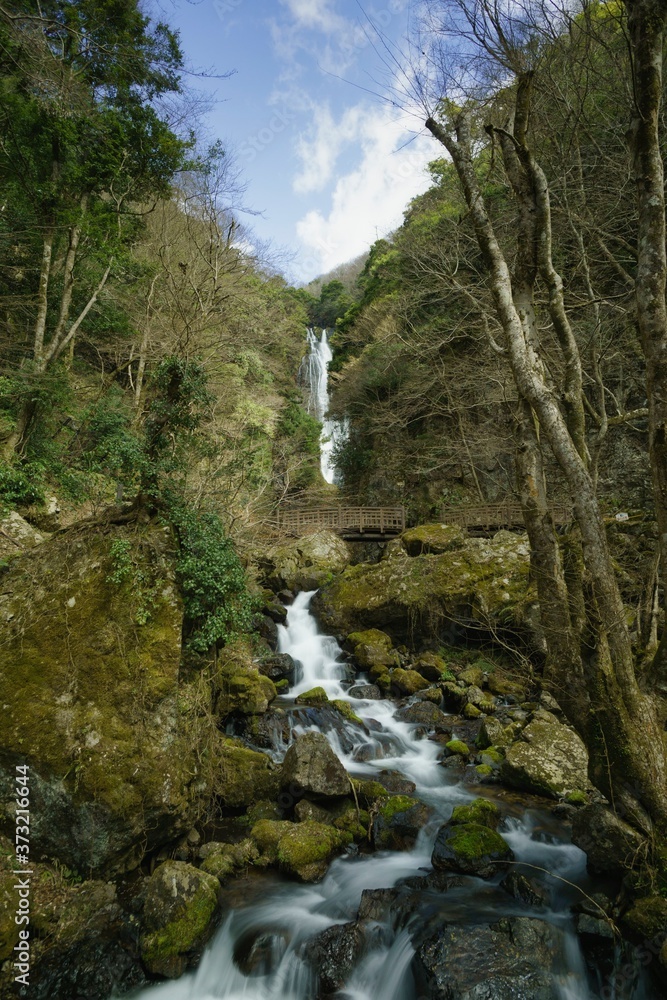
[
  {"xmin": 0, "ymin": 522, "xmax": 214, "ymax": 875},
  {"xmin": 263, "ymin": 530, "xmax": 352, "ymax": 591},
  {"xmin": 140, "ymin": 861, "xmax": 220, "ymax": 978},
  {"xmin": 295, "ymin": 686, "xmax": 329, "ymax": 705},
  {"xmin": 400, "ymin": 523, "xmax": 465, "ymax": 556},
  {"xmin": 571, "ymin": 804, "xmax": 646, "ymax": 875},
  {"xmin": 199, "ymin": 839, "xmax": 259, "ymax": 882},
  {"xmin": 501, "ymin": 719, "xmax": 589, "ymax": 799},
  {"xmin": 372, "ymin": 795, "xmax": 433, "ymax": 850},
  {"xmin": 445, "ymin": 739, "xmax": 470, "ymax": 757},
  {"xmin": 413, "ymin": 651, "xmax": 449, "ymax": 682},
  {"xmin": 450, "ymin": 798, "xmax": 501, "ymax": 830},
  {"xmin": 312, "ymin": 529, "xmax": 537, "ymax": 650},
  {"xmin": 395, "ymin": 700, "xmax": 450, "ymax": 732},
  {"xmin": 346, "ymin": 628, "xmax": 399, "ymax": 671},
  {"xmin": 0, "ymin": 509, "xmax": 47, "ymax": 560},
  {"xmin": 217, "ymin": 740, "xmax": 280, "ymax": 808},
  {"xmin": 390, "ymin": 668, "xmax": 430, "ymax": 696},
  {"xmin": 281, "ymin": 732, "xmax": 350, "ymax": 799},
  {"xmin": 432, "ymin": 822, "xmax": 514, "ymax": 878},
  {"xmin": 214, "ymin": 638, "xmax": 277, "ymax": 718},
  {"xmin": 276, "ymin": 821, "xmax": 352, "ymax": 881}
]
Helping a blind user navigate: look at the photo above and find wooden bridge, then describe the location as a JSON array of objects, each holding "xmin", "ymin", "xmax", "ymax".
[{"xmin": 275, "ymin": 502, "xmax": 573, "ymax": 540}]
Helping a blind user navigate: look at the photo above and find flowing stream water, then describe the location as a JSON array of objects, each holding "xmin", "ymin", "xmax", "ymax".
[
  {"xmin": 298, "ymin": 329, "xmax": 348, "ymax": 485},
  {"xmin": 124, "ymin": 592, "xmax": 653, "ymax": 1000}
]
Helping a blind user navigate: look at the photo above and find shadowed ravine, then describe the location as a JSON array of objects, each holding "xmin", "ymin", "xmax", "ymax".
[{"xmin": 120, "ymin": 592, "xmax": 649, "ymax": 1000}]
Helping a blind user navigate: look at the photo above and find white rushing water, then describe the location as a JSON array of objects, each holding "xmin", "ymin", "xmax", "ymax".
[
  {"xmin": 123, "ymin": 592, "xmax": 650, "ymax": 1000},
  {"xmin": 299, "ymin": 329, "xmax": 348, "ymax": 485}
]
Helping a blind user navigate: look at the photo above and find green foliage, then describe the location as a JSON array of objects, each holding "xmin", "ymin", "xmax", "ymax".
[
  {"xmin": 106, "ymin": 538, "xmax": 133, "ymax": 585},
  {"xmin": 0, "ymin": 462, "xmax": 45, "ymax": 509},
  {"xmin": 164, "ymin": 494, "xmax": 256, "ymax": 652},
  {"xmin": 309, "ymin": 280, "xmax": 355, "ymax": 329}
]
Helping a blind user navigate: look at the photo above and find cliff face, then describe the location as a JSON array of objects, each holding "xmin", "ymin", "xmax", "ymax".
[{"xmin": 0, "ymin": 520, "xmax": 214, "ymax": 875}]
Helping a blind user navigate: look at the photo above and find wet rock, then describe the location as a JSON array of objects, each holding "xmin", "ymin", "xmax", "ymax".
[
  {"xmin": 500, "ymin": 718, "xmax": 588, "ymax": 799},
  {"xmin": 263, "ymin": 599, "xmax": 288, "ymax": 624},
  {"xmin": 476, "ymin": 716, "xmax": 511, "ymax": 749},
  {"xmin": 295, "ymin": 686, "xmax": 329, "ymax": 705},
  {"xmin": 376, "ymin": 770, "xmax": 416, "ymax": 796},
  {"xmin": 257, "ymin": 653, "xmax": 296, "ymax": 684},
  {"xmin": 257, "ymin": 615, "xmax": 278, "ymax": 649},
  {"xmin": 353, "ymin": 742, "xmax": 382, "ymax": 762},
  {"xmin": 576, "ymin": 913, "xmax": 615, "ymax": 939},
  {"xmin": 373, "ymin": 795, "xmax": 434, "ymax": 851},
  {"xmin": 431, "ymin": 821, "xmax": 513, "ymax": 878},
  {"xmin": 281, "ymin": 732, "xmax": 350, "ymax": 799},
  {"xmin": 348, "ymin": 682, "xmax": 382, "ymax": 699},
  {"xmin": 571, "ymin": 804, "xmax": 646, "ymax": 876},
  {"xmin": 234, "ymin": 929, "xmax": 289, "ymax": 976},
  {"xmin": 499, "ymin": 870, "xmax": 550, "ymax": 908},
  {"xmin": 357, "ymin": 887, "xmax": 399, "ymax": 921},
  {"xmin": 304, "ymin": 921, "xmax": 365, "ymax": 996},
  {"xmin": 395, "ymin": 701, "xmax": 450, "ymax": 732},
  {"xmin": 264, "ymin": 531, "xmax": 353, "ymax": 591},
  {"xmin": 232, "ymin": 709, "xmax": 291, "ymax": 751},
  {"xmin": 140, "ymin": 861, "xmax": 220, "ymax": 978},
  {"xmin": 413, "ymin": 917, "xmax": 557, "ymax": 999},
  {"xmin": 450, "ymin": 797, "xmax": 501, "ymax": 829}
]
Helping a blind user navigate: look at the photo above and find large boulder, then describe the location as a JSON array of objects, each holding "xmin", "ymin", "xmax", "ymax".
[
  {"xmin": 250, "ymin": 819, "xmax": 352, "ymax": 882},
  {"xmin": 139, "ymin": 861, "xmax": 220, "ymax": 978},
  {"xmin": 303, "ymin": 921, "xmax": 365, "ymax": 995},
  {"xmin": 263, "ymin": 530, "xmax": 353, "ymax": 591},
  {"xmin": 0, "ymin": 522, "xmax": 214, "ymax": 875},
  {"xmin": 312, "ymin": 528, "xmax": 538, "ymax": 650},
  {"xmin": 217, "ymin": 740, "xmax": 281, "ymax": 808},
  {"xmin": 281, "ymin": 732, "xmax": 350, "ymax": 799},
  {"xmin": 413, "ymin": 917, "xmax": 557, "ymax": 999},
  {"xmin": 400, "ymin": 523, "xmax": 466, "ymax": 555},
  {"xmin": 0, "ymin": 509, "xmax": 47, "ymax": 559},
  {"xmin": 346, "ymin": 628, "xmax": 399, "ymax": 670},
  {"xmin": 372, "ymin": 795, "xmax": 433, "ymax": 850},
  {"xmin": 571, "ymin": 804, "xmax": 646, "ymax": 875},
  {"xmin": 501, "ymin": 719, "xmax": 589, "ymax": 799},
  {"xmin": 431, "ymin": 815, "xmax": 513, "ymax": 879},
  {"xmin": 214, "ymin": 638, "xmax": 277, "ymax": 718}
]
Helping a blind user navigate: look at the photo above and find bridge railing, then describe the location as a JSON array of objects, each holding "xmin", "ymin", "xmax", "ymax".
[
  {"xmin": 276, "ymin": 506, "xmax": 406, "ymax": 536},
  {"xmin": 438, "ymin": 503, "xmax": 573, "ymax": 529}
]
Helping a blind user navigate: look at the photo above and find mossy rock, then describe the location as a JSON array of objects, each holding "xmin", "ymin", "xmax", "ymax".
[
  {"xmin": 250, "ymin": 819, "xmax": 295, "ymax": 860},
  {"xmin": 450, "ymin": 798, "xmax": 500, "ymax": 830},
  {"xmin": 432, "ymin": 822, "xmax": 513, "ymax": 878},
  {"xmin": 476, "ymin": 717, "xmax": 510, "ymax": 750},
  {"xmin": 463, "ymin": 704, "xmax": 482, "ymax": 719},
  {"xmin": 458, "ymin": 666, "xmax": 485, "ymax": 688},
  {"xmin": 334, "ymin": 807, "xmax": 370, "ymax": 842},
  {"xmin": 264, "ymin": 531, "xmax": 352, "ymax": 591},
  {"xmin": 0, "ymin": 522, "xmax": 215, "ymax": 875},
  {"xmin": 400, "ymin": 523, "xmax": 465, "ymax": 556},
  {"xmin": 218, "ymin": 740, "xmax": 280, "ymax": 808},
  {"xmin": 200, "ymin": 839, "xmax": 259, "ymax": 881},
  {"xmin": 276, "ymin": 822, "xmax": 352, "ymax": 882},
  {"xmin": 373, "ymin": 796, "xmax": 433, "ymax": 851},
  {"xmin": 214, "ymin": 638, "xmax": 277, "ymax": 718},
  {"xmin": 477, "ymin": 747, "xmax": 504, "ymax": 768},
  {"xmin": 331, "ymin": 699, "xmax": 363, "ymax": 725},
  {"xmin": 621, "ymin": 896, "xmax": 667, "ymax": 941},
  {"xmin": 413, "ymin": 651, "xmax": 448, "ymax": 682},
  {"xmin": 281, "ymin": 731, "xmax": 350, "ymax": 799},
  {"xmin": 445, "ymin": 739, "xmax": 470, "ymax": 757},
  {"xmin": 441, "ymin": 681, "xmax": 468, "ymax": 713},
  {"xmin": 140, "ymin": 861, "xmax": 220, "ymax": 978},
  {"xmin": 295, "ymin": 686, "xmax": 329, "ymax": 705},
  {"xmin": 391, "ymin": 668, "xmax": 430, "ymax": 696},
  {"xmin": 347, "ymin": 628, "xmax": 398, "ymax": 671},
  {"xmin": 501, "ymin": 719, "xmax": 588, "ymax": 799},
  {"xmin": 353, "ymin": 779, "xmax": 390, "ymax": 807},
  {"xmin": 312, "ymin": 529, "xmax": 535, "ymax": 650}
]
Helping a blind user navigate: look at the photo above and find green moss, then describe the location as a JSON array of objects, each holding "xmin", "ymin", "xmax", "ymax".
[
  {"xmin": 622, "ymin": 896, "xmax": 667, "ymax": 940},
  {"xmin": 140, "ymin": 874, "xmax": 218, "ymax": 971},
  {"xmin": 218, "ymin": 742, "xmax": 280, "ymax": 808},
  {"xmin": 250, "ymin": 819, "xmax": 294, "ymax": 860},
  {"xmin": 446, "ymin": 823, "xmax": 509, "ymax": 862},
  {"xmin": 295, "ymin": 686, "xmax": 329, "ymax": 704},
  {"xmin": 451, "ymin": 798, "xmax": 500, "ymax": 830},
  {"xmin": 275, "ymin": 679, "xmax": 289, "ymax": 693},
  {"xmin": 476, "ymin": 764, "xmax": 493, "ymax": 777},
  {"xmin": 276, "ymin": 822, "xmax": 352, "ymax": 881},
  {"xmin": 353, "ymin": 779, "xmax": 390, "ymax": 806},
  {"xmin": 565, "ymin": 790, "xmax": 587, "ymax": 806},
  {"xmin": 446, "ymin": 739, "xmax": 470, "ymax": 756},
  {"xmin": 391, "ymin": 668, "xmax": 430, "ymax": 695},
  {"xmin": 348, "ymin": 629, "xmax": 393, "ymax": 651},
  {"xmin": 463, "ymin": 703, "xmax": 482, "ymax": 719},
  {"xmin": 333, "ymin": 807, "xmax": 369, "ymax": 842},
  {"xmin": 379, "ymin": 795, "xmax": 415, "ymax": 821},
  {"xmin": 331, "ymin": 699, "xmax": 363, "ymax": 724},
  {"xmin": 479, "ymin": 747, "xmax": 504, "ymax": 766}
]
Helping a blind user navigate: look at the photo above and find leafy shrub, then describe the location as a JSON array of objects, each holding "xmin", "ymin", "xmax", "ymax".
[{"xmin": 0, "ymin": 462, "xmax": 45, "ymax": 509}]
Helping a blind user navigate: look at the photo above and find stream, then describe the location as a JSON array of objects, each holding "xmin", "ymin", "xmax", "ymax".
[{"xmin": 123, "ymin": 592, "xmax": 654, "ymax": 1000}]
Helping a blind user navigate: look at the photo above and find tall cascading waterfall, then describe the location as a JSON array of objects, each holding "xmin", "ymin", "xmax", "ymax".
[
  {"xmin": 299, "ymin": 328, "xmax": 348, "ymax": 485},
  {"xmin": 119, "ymin": 592, "xmax": 652, "ymax": 1000}
]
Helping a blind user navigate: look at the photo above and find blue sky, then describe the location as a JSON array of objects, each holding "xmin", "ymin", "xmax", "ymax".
[{"xmin": 160, "ymin": 0, "xmax": 436, "ymax": 283}]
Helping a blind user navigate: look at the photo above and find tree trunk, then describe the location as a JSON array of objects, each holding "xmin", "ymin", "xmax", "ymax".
[
  {"xmin": 425, "ymin": 110, "xmax": 667, "ymax": 829},
  {"xmin": 625, "ymin": 0, "xmax": 667, "ymax": 691}
]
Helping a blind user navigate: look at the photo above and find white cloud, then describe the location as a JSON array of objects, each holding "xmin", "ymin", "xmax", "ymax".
[
  {"xmin": 295, "ymin": 105, "xmax": 434, "ymax": 279},
  {"xmin": 293, "ymin": 104, "xmax": 364, "ymax": 193}
]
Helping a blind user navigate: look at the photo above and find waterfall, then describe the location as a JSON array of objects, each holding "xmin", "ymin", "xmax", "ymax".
[
  {"xmin": 119, "ymin": 591, "xmax": 632, "ymax": 1000},
  {"xmin": 299, "ymin": 328, "xmax": 348, "ymax": 485}
]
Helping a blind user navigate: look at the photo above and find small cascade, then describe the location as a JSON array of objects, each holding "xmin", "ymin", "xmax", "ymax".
[
  {"xmin": 123, "ymin": 592, "xmax": 653, "ymax": 1000},
  {"xmin": 298, "ymin": 328, "xmax": 348, "ymax": 484}
]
